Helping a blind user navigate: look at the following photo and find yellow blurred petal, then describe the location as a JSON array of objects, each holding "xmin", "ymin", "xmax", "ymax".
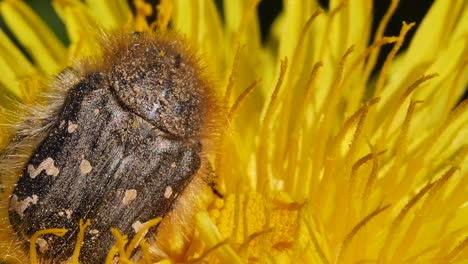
[
  {"xmin": 171, "ymin": 0, "xmax": 196, "ymax": 39},
  {"xmin": 222, "ymin": 0, "xmax": 269, "ymax": 95},
  {"xmin": 406, "ymin": 0, "xmax": 464, "ymax": 65},
  {"xmin": 153, "ymin": 0, "xmax": 170, "ymax": 30},
  {"xmin": 172, "ymin": 0, "xmax": 225, "ymax": 71},
  {"xmin": 384, "ymin": 0, "xmax": 467, "ymax": 106},
  {"xmin": 278, "ymin": 1, "xmax": 316, "ymax": 60},
  {"xmin": 0, "ymin": 54, "xmax": 21, "ymax": 98},
  {"xmin": 0, "ymin": 0, "xmax": 65, "ymax": 75},
  {"xmin": 52, "ymin": 0, "xmax": 99, "ymax": 58},
  {"xmin": 0, "ymin": 29, "xmax": 36, "ymax": 78},
  {"xmin": 84, "ymin": 0, "xmax": 132, "ymax": 29},
  {"xmin": 134, "ymin": 0, "xmax": 152, "ymax": 32},
  {"xmin": 340, "ymin": 0, "xmax": 372, "ymax": 51},
  {"xmin": 452, "ymin": 2, "xmax": 468, "ymax": 40},
  {"xmin": 411, "ymin": 37, "xmax": 468, "ymax": 127}
]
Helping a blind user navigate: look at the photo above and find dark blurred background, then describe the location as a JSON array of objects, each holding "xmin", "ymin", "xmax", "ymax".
[
  {"xmin": 255, "ymin": 0, "xmax": 435, "ymax": 78},
  {"xmin": 1, "ymin": 0, "xmax": 465, "ymax": 100}
]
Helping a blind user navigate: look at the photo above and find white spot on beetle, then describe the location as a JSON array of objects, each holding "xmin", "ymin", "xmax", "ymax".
[
  {"xmin": 132, "ymin": 85, "xmax": 142, "ymax": 94},
  {"xmin": 10, "ymin": 194, "xmax": 39, "ymax": 218},
  {"xmin": 89, "ymin": 229, "xmax": 99, "ymax": 235},
  {"xmin": 132, "ymin": 220, "xmax": 143, "ymax": 234},
  {"xmin": 122, "ymin": 189, "xmax": 137, "ymax": 205},
  {"xmin": 80, "ymin": 159, "xmax": 92, "ymax": 175},
  {"xmin": 36, "ymin": 238, "xmax": 49, "ymax": 253},
  {"xmin": 132, "ymin": 220, "xmax": 149, "ymax": 234},
  {"xmin": 28, "ymin": 157, "xmax": 60, "ymax": 178},
  {"xmin": 164, "ymin": 186, "xmax": 173, "ymax": 199},
  {"xmin": 65, "ymin": 209, "xmax": 73, "ymax": 219},
  {"xmin": 58, "ymin": 211, "xmax": 64, "ymax": 217},
  {"xmin": 67, "ymin": 121, "xmax": 78, "ymax": 133},
  {"xmin": 131, "ymin": 220, "xmax": 149, "ymax": 247}
]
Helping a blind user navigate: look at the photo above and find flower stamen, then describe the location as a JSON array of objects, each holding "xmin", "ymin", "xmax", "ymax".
[
  {"xmin": 154, "ymin": 0, "xmax": 173, "ymax": 31},
  {"xmin": 133, "ymin": 0, "xmax": 152, "ymax": 32},
  {"xmin": 30, "ymin": 228, "xmax": 68, "ymax": 264},
  {"xmin": 257, "ymin": 58, "xmax": 288, "ymax": 189},
  {"xmin": 71, "ymin": 219, "xmax": 91, "ymax": 263},
  {"xmin": 336, "ymin": 204, "xmax": 391, "ymax": 263},
  {"xmin": 228, "ymin": 79, "xmax": 261, "ymax": 121},
  {"xmin": 363, "ymin": 0, "xmax": 400, "ymax": 80},
  {"xmin": 374, "ymin": 21, "xmax": 415, "ymax": 96}
]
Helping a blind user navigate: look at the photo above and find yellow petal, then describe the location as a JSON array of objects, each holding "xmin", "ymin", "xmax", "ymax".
[
  {"xmin": 0, "ymin": 56, "xmax": 19, "ymax": 98},
  {"xmin": 383, "ymin": 0, "xmax": 467, "ymax": 107},
  {"xmin": 0, "ymin": 0, "xmax": 65, "ymax": 75},
  {"xmin": 83, "ymin": 0, "xmax": 132, "ymax": 30},
  {"xmin": 52, "ymin": 0, "xmax": 99, "ymax": 59},
  {"xmin": 0, "ymin": 29, "xmax": 37, "ymax": 97}
]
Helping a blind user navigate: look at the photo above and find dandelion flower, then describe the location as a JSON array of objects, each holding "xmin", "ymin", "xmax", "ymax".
[{"xmin": 0, "ymin": 0, "xmax": 467, "ymax": 263}]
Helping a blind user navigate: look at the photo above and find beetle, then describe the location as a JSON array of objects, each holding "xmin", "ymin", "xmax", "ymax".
[{"xmin": 1, "ymin": 31, "xmax": 223, "ymax": 263}]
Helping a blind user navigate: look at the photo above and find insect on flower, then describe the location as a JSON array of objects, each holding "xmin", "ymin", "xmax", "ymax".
[{"xmin": 0, "ymin": 31, "xmax": 224, "ymax": 263}]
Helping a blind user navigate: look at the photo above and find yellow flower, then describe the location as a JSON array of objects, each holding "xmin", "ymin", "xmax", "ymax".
[{"xmin": 1, "ymin": 0, "xmax": 467, "ymax": 263}]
